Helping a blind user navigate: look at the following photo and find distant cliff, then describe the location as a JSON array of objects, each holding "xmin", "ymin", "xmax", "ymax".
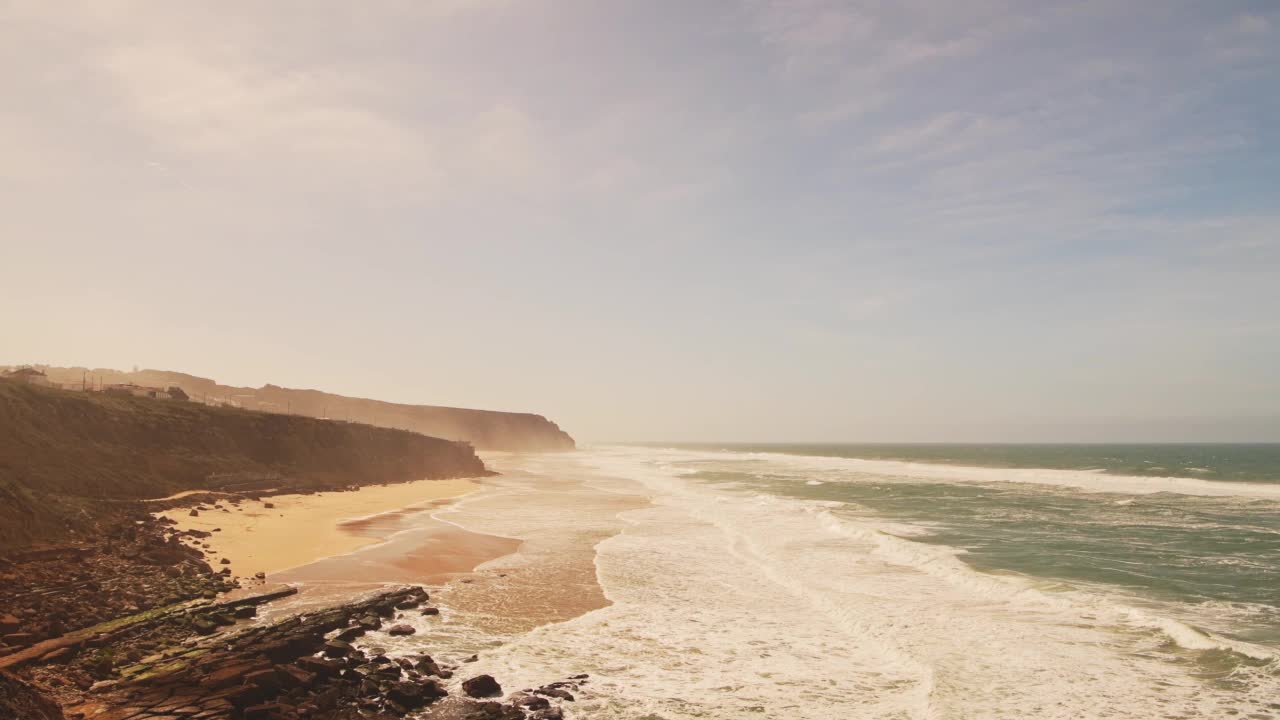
[
  {"xmin": 24, "ymin": 366, "xmax": 576, "ymax": 452},
  {"xmin": 0, "ymin": 380, "xmax": 489, "ymax": 549}
]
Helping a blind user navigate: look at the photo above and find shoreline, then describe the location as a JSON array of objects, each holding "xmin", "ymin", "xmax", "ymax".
[{"xmin": 157, "ymin": 477, "xmax": 500, "ymax": 580}]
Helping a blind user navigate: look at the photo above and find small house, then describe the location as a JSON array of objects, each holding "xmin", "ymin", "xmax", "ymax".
[{"xmin": 3, "ymin": 367, "xmax": 52, "ymax": 387}]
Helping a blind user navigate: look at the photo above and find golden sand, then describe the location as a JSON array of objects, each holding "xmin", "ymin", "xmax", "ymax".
[{"xmin": 157, "ymin": 478, "xmax": 481, "ymax": 578}]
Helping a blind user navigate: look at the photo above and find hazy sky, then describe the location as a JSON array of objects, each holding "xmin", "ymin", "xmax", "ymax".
[{"xmin": 3, "ymin": 1, "xmax": 1278, "ymax": 442}]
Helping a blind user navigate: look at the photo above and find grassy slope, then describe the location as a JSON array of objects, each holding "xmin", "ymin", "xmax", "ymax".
[{"xmin": 0, "ymin": 380, "xmax": 489, "ymax": 549}]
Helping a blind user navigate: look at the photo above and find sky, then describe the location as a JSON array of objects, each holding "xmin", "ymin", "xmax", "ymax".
[{"xmin": 2, "ymin": 1, "xmax": 1278, "ymax": 443}]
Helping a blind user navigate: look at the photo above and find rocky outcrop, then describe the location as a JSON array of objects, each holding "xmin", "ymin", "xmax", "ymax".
[
  {"xmin": 0, "ymin": 669, "xmax": 64, "ymax": 720},
  {"xmin": 11, "ymin": 586, "xmax": 577, "ymax": 720},
  {"xmin": 22, "ymin": 367, "xmax": 576, "ymax": 452}
]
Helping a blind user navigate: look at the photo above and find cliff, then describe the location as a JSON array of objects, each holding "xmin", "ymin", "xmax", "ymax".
[
  {"xmin": 23, "ymin": 366, "xmax": 576, "ymax": 452},
  {"xmin": 0, "ymin": 380, "xmax": 489, "ymax": 549}
]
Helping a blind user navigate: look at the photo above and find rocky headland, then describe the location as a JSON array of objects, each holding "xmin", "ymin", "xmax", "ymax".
[
  {"xmin": 16, "ymin": 366, "xmax": 576, "ymax": 453},
  {"xmin": 0, "ymin": 380, "xmax": 489, "ymax": 550}
]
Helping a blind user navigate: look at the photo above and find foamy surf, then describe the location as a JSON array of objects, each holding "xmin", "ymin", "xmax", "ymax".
[
  {"xmin": 638, "ymin": 445, "xmax": 1280, "ymax": 498},
  {"xmin": 410, "ymin": 447, "xmax": 1277, "ymax": 719}
]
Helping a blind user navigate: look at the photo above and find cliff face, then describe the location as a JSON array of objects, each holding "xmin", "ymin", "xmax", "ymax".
[
  {"xmin": 27, "ymin": 367, "xmax": 576, "ymax": 452},
  {"xmin": 0, "ymin": 380, "xmax": 489, "ymax": 549}
]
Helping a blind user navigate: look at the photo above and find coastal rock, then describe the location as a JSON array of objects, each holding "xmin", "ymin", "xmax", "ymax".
[
  {"xmin": 421, "ymin": 607, "xmax": 440, "ymax": 616},
  {"xmin": 387, "ymin": 679, "xmax": 447, "ymax": 709},
  {"xmin": 420, "ymin": 697, "xmax": 524, "ymax": 720},
  {"xmin": 462, "ymin": 674, "xmax": 502, "ymax": 698},
  {"xmin": 0, "ymin": 614, "xmax": 20, "ymax": 633},
  {"xmin": 323, "ymin": 639, "xmax": 353, "ymax": 658},
  {"xmin": 412, "ymin": 655, "xmax": 443, "ymax": 677},
  {"xmin": 511, "ymin": 693, "xmax": 550, "ymax": 710},
  {"xmin": 388, "ymin": 624, "xmax": 416, "ymax": 636},
  {"xmin": 535, "ymin": 686, "xmax": 575, "ymax": 702},
  {"xmin": 336, "ymin": 626, "xmax": 365, "ymax": 642}
]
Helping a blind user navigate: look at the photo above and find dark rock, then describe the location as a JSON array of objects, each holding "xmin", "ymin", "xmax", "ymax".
[
  {"xmin": 1, "ymin": 614, "xmax": 22, "ymax": 633},
  {"xmin": 295, "ymin": 656, "xmax": 342, "ymax": 679},
  {"xmin": 205, "ymin": 660, "xmax": 272, "ymax": 689},
  {"xmin": 419, "ymin": 697, "xmax": 523, "ymax": 720},
  {"xmin": 568, "ymin": 673, "xmax": 588, "ymax": 680},
  {"xmin": 323, "ymin": 639, "xmax": 352, "ymax": 658},
  {"xmin": 512, "ymin": 693, "xmax": 550, "ymax": 710},
  {"xmin": 219, "ymin": 558, "xmax": 231, "ymax": 565},
  {"xmin": 530, "ymin": 709, "xmax": 565, "ymax": 720},
  {"xmin": 191, "ymin": 617, "xmax": 218, "ymax": 635},
  {"xmin": 461, "ymin": 674, "xmax": 502, "ymax": 698},
  {"xmin": 413, "ymin": 655, "xmax": 443, "ymax": 677},
  {"xmin": 387, "ymin": 624, "xmax": 416, "ymax": 636},
  {"xmin": 189, "ymin": 509, "xmax": 199, "ymax": 517},
  {"xmin": 244, "ymin": 668, "xmax": 283, "ymax": 690},
  {"xmin": 233, "ymin": 605, "xmax": 257, "ymax": 619},
  {"xmin": 421, "ymin": 607, "xmax": 440, "ymax": 616},
  {"xmin": 335, "ymin": 626, "xmax": 365, "ymax": 642},
  {"xmin": 276, "ymin": 664, "xmax": 315, "ymax": 688},
  {"xmin": 243, "ymin": 702, "xmax": 286, "ymax": 720},
  {"xmin": 386, "ymin": 679, "xmax": 447, "ymax": 709},
  {"xmin": 535, "ymin": 687, "xmax": 575, "ymax": 702}
]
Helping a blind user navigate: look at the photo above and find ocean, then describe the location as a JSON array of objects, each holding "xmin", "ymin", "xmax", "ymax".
[{"xmin": 373, "ymin": 444, "xmax": 1280, "ymax": 719}]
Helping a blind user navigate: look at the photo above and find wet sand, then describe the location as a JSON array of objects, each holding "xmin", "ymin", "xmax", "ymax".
[{"xmin": 157, "ymin": 478, "xmax": 494, "ymax": 578}]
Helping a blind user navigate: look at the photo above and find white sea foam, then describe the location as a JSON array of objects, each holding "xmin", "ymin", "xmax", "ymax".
[
  {"xmin": 623, "ymin": 445, "xmax": 1280, "ymax": 498},
  {"xmin": 455, "ymin": 448, "xmax": 1278, "ymax": 719}
]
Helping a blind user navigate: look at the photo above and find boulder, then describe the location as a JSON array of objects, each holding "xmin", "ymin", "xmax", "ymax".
[
  {"xmin": 413, "ymin": 655, "xmax": 443, "ymax": 677},
  {"xmin": 322, "ymin": 639, "xmax": 352, "ymax": 658},
  {"xmin": 386, "ymin": 680, "xmax": 446, "ymax": 709},
  {"xmin": 536, "ymin": 686, "xmax": 575, "ymax": 701},
  {"xmin": 335, "ymin": 626, "xmax": 365, "ymax": 642},
  {"xmin": 0, "ymin": 614, "xmax": 20, "ymax": 633},
  {"xmin": 512, "ymin": 693, "xmax": 550, "ymax": 711},
  {"xmin": 388, "ymin": 624, "xmax": 416, "ymax": 636},
  {"xmin": 421, "ymin": 607, "xmax": 441, "ymax": 616},
  {"xmin": 462, "ymin": 674, "xmax": 502, "ymax": 698}
]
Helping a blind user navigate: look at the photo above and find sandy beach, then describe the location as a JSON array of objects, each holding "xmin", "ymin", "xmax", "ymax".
[{"xmin": 157, "ymin": 478, "xmax": 490, "ymax": 579}]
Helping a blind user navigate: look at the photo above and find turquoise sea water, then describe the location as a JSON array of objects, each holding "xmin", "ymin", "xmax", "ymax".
[{"xmin": 661, "ymin": 444, "xmax": 1280, "ymax": 647}]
